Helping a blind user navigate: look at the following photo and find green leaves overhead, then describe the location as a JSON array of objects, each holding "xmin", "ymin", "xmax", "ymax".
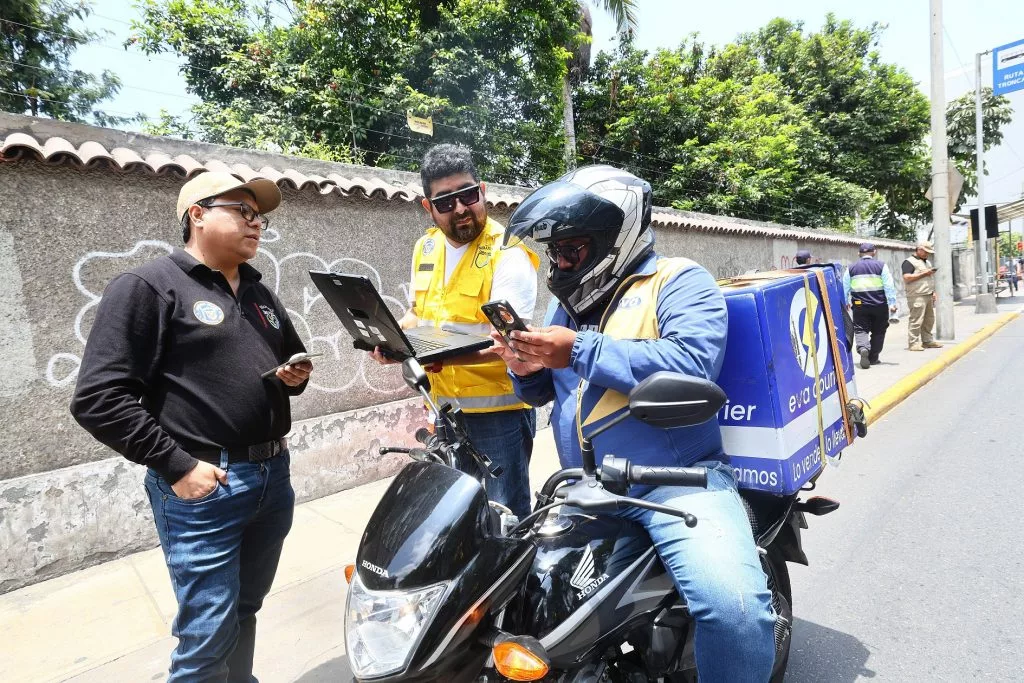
[
  {"xmin": 0, "ymin": 0, "xmax": 128, "ymax": 125},
  {"xmin": 130, "ymin": 0, "xmax": 580, "ymax": 183}
]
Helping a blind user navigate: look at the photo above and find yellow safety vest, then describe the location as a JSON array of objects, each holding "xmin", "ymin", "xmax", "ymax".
[
  {"xmin": 411, "ymin": 218, "xmax": 540, "ymax": 413},
  {"xmin": 577, "ymin": 257, "xmax": 697, "ymax": 432}
]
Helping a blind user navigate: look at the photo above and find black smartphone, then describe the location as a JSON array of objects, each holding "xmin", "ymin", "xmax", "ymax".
[{"xmin": 481, "ymin": 299, "xmax": 528, "ymax": 345}]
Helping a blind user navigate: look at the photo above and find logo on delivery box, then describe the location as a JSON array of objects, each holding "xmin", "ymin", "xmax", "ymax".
[{"xmin": 788, "ymin": 288, "xmax": 828, "ymax": 379}]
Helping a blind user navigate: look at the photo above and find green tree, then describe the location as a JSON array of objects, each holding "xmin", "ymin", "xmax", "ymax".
[
  {"xmin": 728, "ymin": 16, "xmax": 933, "ymax": 239},
  {"xmin": 130, "ymin": 0, "xmax": 579, "ymax": 184},
  {"xmin": 0, "ymin": 0, "xmax": 127, "ymax": 125},
  {"xmin": 573, "ymin": 40, "xmax": 872, "ymax": 229},
  {"xmin": 562, "ymin": 0, "xmax": 638, "ymax": 168},
  {"xmin": 997, "ymin": 231, "xmax": 1022, "ymax": 261},
  {"xmin": 946, "ymin": 87, "xmax": 1015, "ymax": 208}
]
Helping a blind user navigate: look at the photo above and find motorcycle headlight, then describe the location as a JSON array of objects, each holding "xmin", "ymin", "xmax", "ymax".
[{"xmin": 345, "ymin": 573, "xmax": 448, "ymax": 677}]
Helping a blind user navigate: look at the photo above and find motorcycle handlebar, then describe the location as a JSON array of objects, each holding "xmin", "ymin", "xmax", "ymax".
[
  {"xmin": 628, "ymin": 465, "xmax": 707, "ymax": 488},
  {"xmin": 414, "ymin": 427, "xmax": 432, "ymax": 445}
]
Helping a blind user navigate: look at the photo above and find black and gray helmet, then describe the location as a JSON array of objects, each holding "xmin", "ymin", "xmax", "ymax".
[{"xmin": 504, "ymin": 165, "xmax": 654, "ymax": 320}]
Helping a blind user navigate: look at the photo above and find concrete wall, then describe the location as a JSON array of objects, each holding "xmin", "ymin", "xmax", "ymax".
[{"xmin": 0, "ymin": 122, "xmax": 914, "ymax": 592}]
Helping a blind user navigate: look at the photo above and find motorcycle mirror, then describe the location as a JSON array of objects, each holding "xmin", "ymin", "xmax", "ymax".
[
  {"xmin": 627, "ymin": 371, "xmax": 726, "ymax": 429},
  {"xmin": 401, "ymin": 357, "xmax": 431, "ymax": 392}
]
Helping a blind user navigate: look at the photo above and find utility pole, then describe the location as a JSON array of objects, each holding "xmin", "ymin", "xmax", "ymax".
[
  {"xmin": 975, "ymin": 49, "xmax": 997, "ymax": 313},
  {"xmin": 929, "ymin": 0, "xmax": 955, "ymax": 338}
]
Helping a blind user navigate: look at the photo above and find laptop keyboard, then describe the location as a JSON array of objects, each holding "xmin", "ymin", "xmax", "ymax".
[{"xmin": 409, "ymin": 336, "xmax": 448, "ymax": 354}]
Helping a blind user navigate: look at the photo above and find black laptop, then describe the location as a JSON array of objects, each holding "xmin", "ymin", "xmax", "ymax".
[{"xmin": 308, "ymin": 271, "xmax": 494, "ymax": 363}]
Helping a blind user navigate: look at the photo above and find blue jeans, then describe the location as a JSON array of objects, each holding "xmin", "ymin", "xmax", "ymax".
[
  {"xmin": 438, "ymin": 408, "xmax": 535, "ymax": 518},
  {"xmin": 617, "ymin": 461, "xmax": 776, "ymax": 682},
  {"xmin": 144, "ymin": 450, "xmax": 295, "ymax": 682}
]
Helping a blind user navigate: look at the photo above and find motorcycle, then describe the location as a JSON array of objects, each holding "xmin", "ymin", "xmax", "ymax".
[{"xmin": 343, "ymin": 358, "xmax": 840, "ymax": 682}]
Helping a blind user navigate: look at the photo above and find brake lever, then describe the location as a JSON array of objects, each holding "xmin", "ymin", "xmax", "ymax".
[{"xmin": 559, "ymin": 479, "xmax": 698, "ymax": 527}]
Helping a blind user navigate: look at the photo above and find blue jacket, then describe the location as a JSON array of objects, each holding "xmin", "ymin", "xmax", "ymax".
[{"xmin": 511, "ymin": 253, "xmax": 729, "ymax": 488}]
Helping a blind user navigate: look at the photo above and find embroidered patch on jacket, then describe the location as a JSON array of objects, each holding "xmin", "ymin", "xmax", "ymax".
[
  {"xmin": 193, "ymin": 301, "xmax": 225, "ymax": 325},
  {"xmin": 259, "ymin": 305, "xmax": 281, "ymax": 329}
]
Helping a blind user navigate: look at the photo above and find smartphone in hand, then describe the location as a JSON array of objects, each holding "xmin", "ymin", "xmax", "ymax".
[
  {"xmin": 261, "ymin": 352, "xmax": 322, "ymax": 379},
  {"xmin": 481, "ymin": 299, "xmax": 528, "ymax": 346}
]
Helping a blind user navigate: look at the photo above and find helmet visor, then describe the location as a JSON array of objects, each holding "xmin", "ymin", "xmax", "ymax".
[{"xmin": 502, "ymin": 181, "xmax": 624, "ymax": 250}]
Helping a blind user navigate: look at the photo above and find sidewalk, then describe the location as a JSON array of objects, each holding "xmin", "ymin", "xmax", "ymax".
[{"xmin": 1, "ymin": 296, "xmax": 1019, "ymax": 683}]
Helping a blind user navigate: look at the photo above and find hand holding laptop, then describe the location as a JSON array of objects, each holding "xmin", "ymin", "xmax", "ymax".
[{"xmin": 370, "ymin": 345, "xmax": 442, "ymax": 373}]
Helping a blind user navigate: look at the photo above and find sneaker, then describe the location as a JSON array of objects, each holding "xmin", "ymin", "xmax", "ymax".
[
  {"xmin": 858, "ymin": 347, "xmax": 870, "ymax": 369},
  {"xmin": 923, "ymin": 341, "xmax": 943, "ymax": 348},
  {"xmin": 908, "ymin": 345, "xmax": 924, "ymax": 351}
]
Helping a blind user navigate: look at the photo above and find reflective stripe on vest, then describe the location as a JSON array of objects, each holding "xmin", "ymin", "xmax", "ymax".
[
  {"xmin": 850, "ymin": 273, "xmax": 883, "ymax": 291},
  {"xmin": 432, "ymin": 393, "xmax": 527, "ymax": 410},
  {"xmin": 411, "ymin": 217, "xmax": 540, "ymax": 413},
  {"xmin": 848, "ymin": 257, "xmax": 886, "ymax": 306}
]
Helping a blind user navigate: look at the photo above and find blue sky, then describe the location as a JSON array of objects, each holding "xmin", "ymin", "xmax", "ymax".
[{"xmin": 71, "ymin": 0, "xmax": 1024, "ymax": 208}]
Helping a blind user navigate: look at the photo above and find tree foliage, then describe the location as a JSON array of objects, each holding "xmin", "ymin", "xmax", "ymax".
[
  {"xmin": 946, "ymin": 87, "xmax": 1015, "ymax": 204},
  {"xmin": 130, "ymin": 0, "xmax": 581, "ymax": 184},
  {"xmin": 0, "ymin": 0, "xmax": 127, "ymax": 125},
  {"xmin": 574, "ymin": 16, "xmax": 1013, "ymax": 238}
]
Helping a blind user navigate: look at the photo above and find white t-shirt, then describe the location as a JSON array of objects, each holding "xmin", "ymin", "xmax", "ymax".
[{"xmin": 409, "ymin": 237, "xmax": 538, "ymax": 322}]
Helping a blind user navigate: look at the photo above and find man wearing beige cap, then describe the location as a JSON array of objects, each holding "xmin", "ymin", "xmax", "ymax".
[
  {"xmin": 72, "ymin": 171, "xmax": 313, "ymax": 681},
  {"xmin": 901, "ymin": 241, "xmax": 943, "ymax": 351}
]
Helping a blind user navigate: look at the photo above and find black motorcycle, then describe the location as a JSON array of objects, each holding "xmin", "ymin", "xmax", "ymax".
[{"xmin": 344, "ymin": 359, "xmax": 840, "ymax": 682}]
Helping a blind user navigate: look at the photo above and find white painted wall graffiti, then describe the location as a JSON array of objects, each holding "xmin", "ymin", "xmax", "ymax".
[{"xmin": 46, "ymin": 231, "xmax": 410, "ymax": 396}]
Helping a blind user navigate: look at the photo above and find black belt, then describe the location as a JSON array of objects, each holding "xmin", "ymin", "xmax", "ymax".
[{"xmin": 191, "ymin": 438, "xmax": 287, "ymax": 465}]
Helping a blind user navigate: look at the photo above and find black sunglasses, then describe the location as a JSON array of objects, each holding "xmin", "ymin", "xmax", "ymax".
[
  {"xmin": 429, "ymin": 185, "xmax": 481, "ymax": 213},
  {"xmin": 546, "ymin": 242, "xmax": 589, "ymax": 267},
  {"xmin": 202, "ymin": 202, "xmax": 270, "ymax": 230}
]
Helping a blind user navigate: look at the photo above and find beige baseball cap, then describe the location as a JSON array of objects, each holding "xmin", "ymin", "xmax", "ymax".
[
  {"xmin": 916, "ymin": 240, "xmax": 935, "ymax": 254},
  {"xmin": 176, "ymin": 171, "xmax": 282, "ymax": 222}
]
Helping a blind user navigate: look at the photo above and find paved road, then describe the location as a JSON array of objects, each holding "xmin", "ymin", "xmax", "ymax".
[{"xmin": 786, "ymin": 315, "xmax": 1024, "ymax": 682}]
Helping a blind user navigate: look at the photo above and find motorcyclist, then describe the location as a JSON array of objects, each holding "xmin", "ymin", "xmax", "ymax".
[{"xmin": 490, "ymin": 165, "xmax": 777, "ymax": 681}]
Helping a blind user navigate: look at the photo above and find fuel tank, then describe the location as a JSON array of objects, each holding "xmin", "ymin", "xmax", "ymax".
[{"xmin": 512, "ymin": 510, "xmax": 678, "ymax": 666}]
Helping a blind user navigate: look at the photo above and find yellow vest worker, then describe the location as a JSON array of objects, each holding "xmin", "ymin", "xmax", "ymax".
[
  {"xmin": 396, "ymin": 143, "xmax": 540, "ymax": 518},
  {"xmin": 411, "ymin": 217, "xmax": 540, "ymax": 412}
]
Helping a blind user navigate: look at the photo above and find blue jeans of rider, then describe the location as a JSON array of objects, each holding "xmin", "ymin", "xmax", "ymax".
[
  {"xmin": 437, "ymin": 408, "xmax": 536, "ymax": 519},
  {"xmin": 617, "ymin": 461, "xmax": 777, "ymax": 682},
  {"xmin": 144, "ymin": 450, "xmax": 295, "ymax": 682}
]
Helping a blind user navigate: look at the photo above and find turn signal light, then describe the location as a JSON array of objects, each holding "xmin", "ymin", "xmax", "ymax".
[
  {"xmin": 344, "ymin": 564, "xmax": 355, "ymax": 584},
  {"xmin": 493, "ymin": 641, "xmax": 550, "ymax": 681}
]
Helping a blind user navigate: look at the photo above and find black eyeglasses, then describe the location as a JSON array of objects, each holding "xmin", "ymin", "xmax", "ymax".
[
  {"xmin": 202, "ymin": 202, "xmax": 270, "ymax": 230},
  {"xmin": 546, "ymin": 242, "xmax": 589, "ymax": 267},
  {"xmin": 429, "ymin": 185, "xmax": 481, "ymax": 214}
]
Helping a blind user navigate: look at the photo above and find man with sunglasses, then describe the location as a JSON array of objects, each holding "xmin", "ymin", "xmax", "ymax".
[
  {"xmin": 491, "ymin": 166, "xmax": 778, "ymax": 682},
  {"xmin": 71, "ymin": 171, "xmax": 312, "ymax": 681},
  {"xmin": 371, "ymin": 144, "xmax": 539, "ymax": 519}
]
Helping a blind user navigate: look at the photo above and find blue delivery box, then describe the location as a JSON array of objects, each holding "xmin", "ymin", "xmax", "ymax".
[{"xmin": 716, "ymin": 266, "xmax": 857, "ymax": 494}]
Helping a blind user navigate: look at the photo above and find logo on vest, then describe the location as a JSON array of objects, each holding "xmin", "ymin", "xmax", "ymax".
[
  {"xmin": 193, "ymin": 301, "xmax": 225, "ymax": 326},
  {"xmin": 422, "ymin": 238, "xmax": 435, "ymax": 256},
  {"xmin": 618, "ymin": 295, "xmax": 643, "ymax": 309},
  {"xmin": 788, "ymin": 288, "xmax": 828, "ymax": 378}
]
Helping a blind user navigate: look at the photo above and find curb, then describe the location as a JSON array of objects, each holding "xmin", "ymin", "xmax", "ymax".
[{"xmin": 864, "ymin": 311, "xmax": 1020, "ymax": 425}]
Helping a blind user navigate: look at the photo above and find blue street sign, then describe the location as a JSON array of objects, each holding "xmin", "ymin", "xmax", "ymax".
[{"xmin": 993, "ymin": 39, "xmax": 1024, "ymax": 96}]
